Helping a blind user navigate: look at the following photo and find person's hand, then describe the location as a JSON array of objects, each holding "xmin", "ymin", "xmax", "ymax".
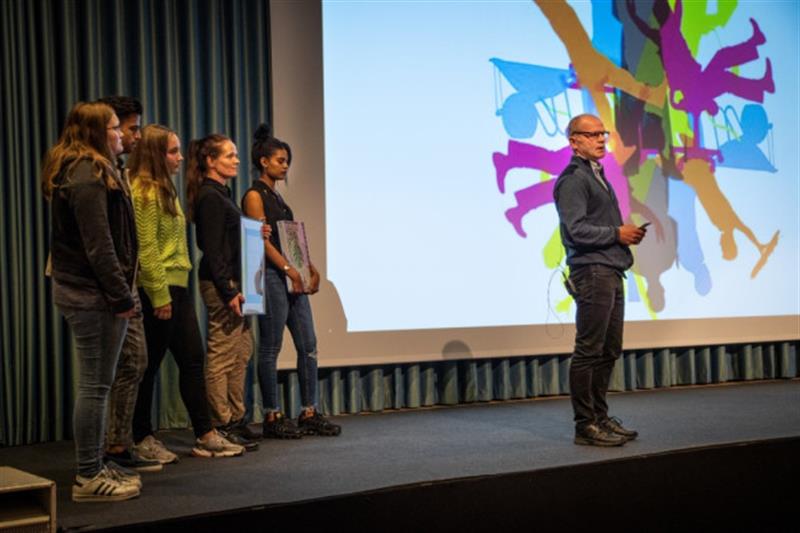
[
  {"xmin": 618, "ymin": 224, "xmax": 645, "ymax": 245},
  {"xmin": 228, "ymin": 293, "xmax": 245, "ymax": 317},
  {"xmin": 116, "ymin": 307, "xmax": 137, "ymax": 319},
  {"xmin": 308, "ymin": 265, "xmax": 320, "ymax": 294},
  {"xmin": 287, "ymin": 268, "xmax": 305, "ymax": 294},
  {"xmin": 154, "ymin": 303, "xmax": 172, "ymax": 320},
  {"xmin": 260, "ymin": 220, "xmax": 272, "ymax": 240}
]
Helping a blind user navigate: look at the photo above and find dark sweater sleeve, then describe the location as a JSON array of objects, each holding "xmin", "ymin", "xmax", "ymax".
[
  {"xmin": 554, "ymin": 174, "xmax": 617, "ymax": 249},
  {"xmin": 195, "ymin": 192, "xmax": 238, "ymax": 303},
  {"xmin": 68, "ymin": 164, "xmax": 135, "ymax": 313}
]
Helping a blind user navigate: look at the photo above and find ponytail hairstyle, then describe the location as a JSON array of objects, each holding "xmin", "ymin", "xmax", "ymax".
[
  {"xmin": 128, "ymin": 124, "xmax": 179, "ymax": 217},
  {"xmin": 185, "ymin": 133, "xmax": 230, "ymax": 221},
  {"xmin": 41, "ymin": 101, "xmax": 119, "ymax": 200},
  {"xmin": 251, "ymin": 123, "xmax": 292, "ymax": 175}
]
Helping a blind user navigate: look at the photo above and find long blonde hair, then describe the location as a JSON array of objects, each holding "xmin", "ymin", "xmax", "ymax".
[
  {"xmin": 41, "ymin": 101, "xmax": 119, "ymax": 200},
  {"xmin": 128, "ymin": 124, "xmax": 179, "ymax": 217}
]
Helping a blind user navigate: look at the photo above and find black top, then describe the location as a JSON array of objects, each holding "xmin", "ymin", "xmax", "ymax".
[
  {"xmin": 553, "ymin": 155, "xmax": 633, "ymax": 271},
  {"xmin": 195, "ymin": 178, "xmax": 242, "ymax": 303},
  {"xmin": 50, "ymin": 159, "xmax": 139, "ymax": 313},
  {"xmin": 244, "ymin": 180, "xmax": 294, "ymax": 273}
]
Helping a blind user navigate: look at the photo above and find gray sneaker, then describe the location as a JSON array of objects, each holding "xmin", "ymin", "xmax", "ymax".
[
  {"xmin": 72, "ymin": 466, "xmax": 140, "ymax": 503},
  {"xmin": 192, "ymin": 431, "xmax": 245, "ymax": 458},
  {"xmin": 134, "ymin": 435, "xmax": 179, "ymax": 464}
]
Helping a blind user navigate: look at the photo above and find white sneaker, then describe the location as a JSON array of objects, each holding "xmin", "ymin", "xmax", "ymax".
[
  {"xmin": 192, "ymin": 431, "xmax": 245, "ymax": 458},
  {"xmin": 133, "ymin": 434, "xmax": 179, "ymax": 464},
  {"xmin": 72, "ymin": 466, "xmax": 141, "ymax": 502}
]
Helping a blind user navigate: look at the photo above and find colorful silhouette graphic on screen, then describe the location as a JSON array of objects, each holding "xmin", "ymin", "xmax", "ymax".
[
  {"xmin": 626, "ymin": 0, "xmax": 774, "ymax": 139},
  {"xmin": 491, "ymin": 0, "xmax": 780, "ymax": 315},
  {"xmin": 719, "ymin": 104, "xmax": 776, "ymax": 173}
]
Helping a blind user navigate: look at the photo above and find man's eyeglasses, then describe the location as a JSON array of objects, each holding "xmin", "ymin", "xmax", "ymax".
[{"xmin": 570, "ymin": 130, "xmax": 610, "ymax": 140}]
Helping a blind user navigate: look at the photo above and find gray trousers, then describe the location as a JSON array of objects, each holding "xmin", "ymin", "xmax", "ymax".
[{"xmin": 106, "ymin": 291, "xmax": 148, "ymax": 448}]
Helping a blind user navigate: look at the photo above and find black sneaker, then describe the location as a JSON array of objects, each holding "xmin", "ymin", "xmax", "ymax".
[
  {"xmin": 297, "ymin": 411, "xmax": 341, "ymax": 437},
  {"xmin": 262, "ymin": 412, "xmax": 303, "ymax": 440},
  {"xmin": 230, "ymin": 418, "xmax": 262, "ymax": 441},
  {"xmin": 574, "ymin": 423, "xmax": 626, "ymax": 447},
  {"xmin": 105, "ymin": 448, "xmax": 163, "ymax": 472},
  {"xmin": 217, "ymin": 424, "xmax": 260, "ymax": 452},
  {"xmin": 103, "ymin": 459, "xmax": 143, "ymax": 489},
  {"xmin": 599, "ymin": 416, "xmax": 638, "ymax": 441}
]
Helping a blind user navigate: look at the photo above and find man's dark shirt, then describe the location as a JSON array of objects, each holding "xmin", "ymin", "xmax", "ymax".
[{"xmin": 553, "ymin": 155, "xmax": 633, "ymax": 271}]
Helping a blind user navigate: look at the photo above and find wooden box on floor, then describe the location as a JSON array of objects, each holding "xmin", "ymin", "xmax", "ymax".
[{"xmin": 0, "ymin": 467, "xmax": 55, "ymax": 533}]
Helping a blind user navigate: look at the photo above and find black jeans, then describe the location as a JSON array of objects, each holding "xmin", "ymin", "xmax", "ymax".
[
  {"xmin": 569, "ymin": 264, "xmax": 625, "ymax": 430},
  {"xmin": 132, "ymin": 286, "xmax": 213, "ymax": 441}
]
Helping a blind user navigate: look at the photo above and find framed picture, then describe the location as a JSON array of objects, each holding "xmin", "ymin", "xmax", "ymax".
[
  {"xmin": 240, "ymin": 216, "xmax": 267, "ymax": 315},
  {"xmin": 276, "ymin": 220, "xmax": 312, "ymax": 292}
]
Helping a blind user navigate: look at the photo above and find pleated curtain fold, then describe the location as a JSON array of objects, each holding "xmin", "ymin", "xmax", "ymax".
[{"xmin": 1, "ymin": 0, "xmax": 271, "ymax": 446}]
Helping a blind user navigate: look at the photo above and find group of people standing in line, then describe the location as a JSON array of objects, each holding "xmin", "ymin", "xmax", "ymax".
[
  {"xmin": 42, "ymin": 96, "xmax": 339, "ymax": 503},
  {"xmin": 42, "ymin": 95, "xmax": 646, "ymax": 503}
]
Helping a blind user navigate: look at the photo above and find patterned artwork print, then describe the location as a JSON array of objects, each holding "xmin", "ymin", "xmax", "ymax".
[{"xmin": 492, "ymin": 0, "xmax": 780, "ymax": 317}]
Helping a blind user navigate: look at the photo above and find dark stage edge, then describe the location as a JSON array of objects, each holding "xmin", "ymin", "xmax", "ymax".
[{"xmin": 1, "ymin": 380, "xmax": 798, "ymax": 532}]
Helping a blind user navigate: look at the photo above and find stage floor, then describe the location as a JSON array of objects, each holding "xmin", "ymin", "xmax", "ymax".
[{"xmin": 1, "ymin": 380, "xmax": 798, "ymax": 531}]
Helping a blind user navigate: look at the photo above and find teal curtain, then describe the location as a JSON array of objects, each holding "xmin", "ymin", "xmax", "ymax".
[
  {"xmin": 266, "ymin": 340, "xmax": 797, "ymax": 419},
  {"xmin": 0, "ymin": 0, "xmax": 271, "ymax": 447}
]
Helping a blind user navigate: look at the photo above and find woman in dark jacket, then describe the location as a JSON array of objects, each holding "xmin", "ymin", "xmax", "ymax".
[
  {"xmin": 129, "ymin": 125, "xmax": 245, "ymax": 460},
  {"xmin": 43, "ymin": 101, "xmax": 141, "ymax": 502},
  {"xmin": 185, "ymin": 134, "xmax": 259, "ymax": 450}
]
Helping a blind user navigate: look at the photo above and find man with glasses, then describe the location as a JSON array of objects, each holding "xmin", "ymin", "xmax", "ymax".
[{"xmin": 553, "ymin": 114, "xmax": 647, "ymax": 446}]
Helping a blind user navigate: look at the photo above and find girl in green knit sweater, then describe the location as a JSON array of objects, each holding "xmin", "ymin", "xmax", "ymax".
[{"xmin": 128, "ymin": 124, "xmax": 245, "ymax": 460}]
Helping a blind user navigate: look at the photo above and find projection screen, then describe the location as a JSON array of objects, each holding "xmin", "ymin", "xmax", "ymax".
[{"xmin": 269, "ymin": 0, "xmax": 799, "ymax": 368}]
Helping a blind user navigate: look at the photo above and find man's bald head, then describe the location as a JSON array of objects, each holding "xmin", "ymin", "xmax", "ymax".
[{"xmin": 567, "ymin": 114, "xmax": 608, "ymax": 162}]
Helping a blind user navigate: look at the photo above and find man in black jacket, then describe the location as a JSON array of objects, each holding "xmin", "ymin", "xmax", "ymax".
[
  {"xmin": 554, "ymin": 114, "xmax": 646, "ymax": 446},
  {"xmin": 97, "ymin": 96, "xmax": 163, "ymax": 471}
]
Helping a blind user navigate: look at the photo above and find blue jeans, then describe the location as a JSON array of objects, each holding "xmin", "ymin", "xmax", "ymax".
[
  {"xmin": 60, "ymin": 306, "xmax": 129, "ymax": 477},
  {"xmin": 569, "ymin": 264, "xmax": 625, "ymax": 429},
  {"xmin": 257, "ymin": 268, "xmax": 318, "ymax": 412}
]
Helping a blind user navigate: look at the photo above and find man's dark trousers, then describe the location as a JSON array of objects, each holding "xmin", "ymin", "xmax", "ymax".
[{"xmin": 569, "ymin": 263, "xmax": 625, "ymax": 429}]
